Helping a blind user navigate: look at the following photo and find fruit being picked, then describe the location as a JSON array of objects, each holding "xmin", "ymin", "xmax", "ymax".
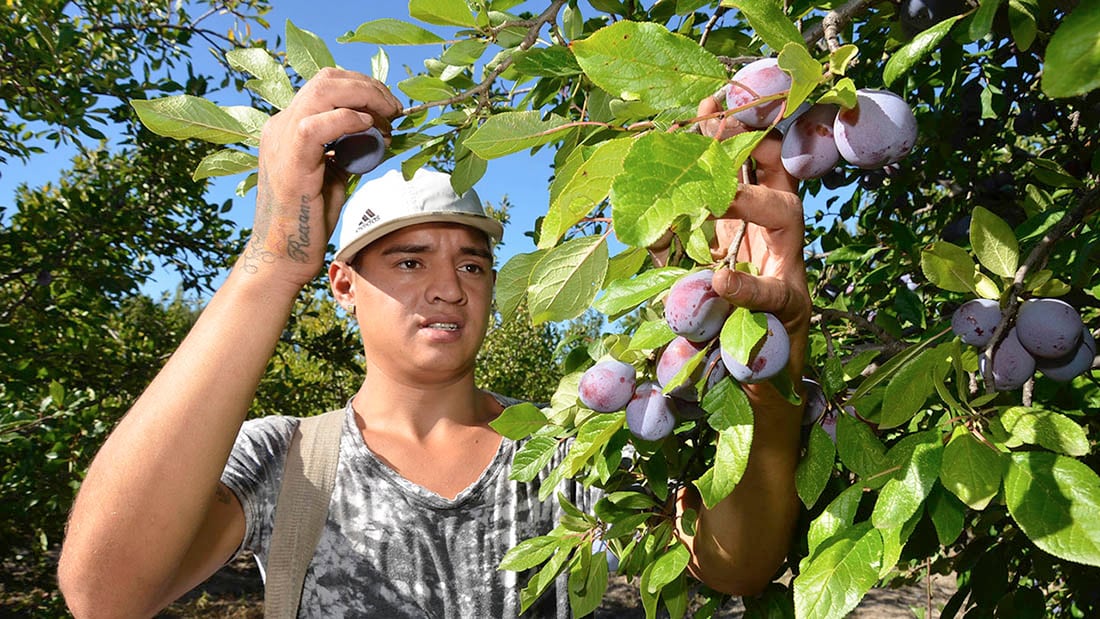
[
  {"xmin": 834, "ymin": 90, "xmax": 918, "ymax": 169},
  {"xmin": 656, "ymin": 337, "xmax": 727, "ymax": 402},
  {"xmin": 1015, "ymin": 298, "xmax": 1084, "ymax": 359},
  {"xmin": 664, "ymin": 270, "xmax": 731, "ymax": 343},
  {"xmin": 781, "ymin": 104, "xmax": 841, "ymax": 180},
  {"xmin": 578, "ymin": 359, "xmax": 637, "ymax": 412},
  {"xmin": 720, "ymin": 312, "xmax": 790, "ymax": 384},
  {"xmin": 952, "ymin": 298, "xmax": 1002, "ymax": 347},
  {"xmin": 625, "ymin": 382, "xmax": 677, "ymax": 441},
  {"xmin": 726, "ymin": 58, "xmax": 792, "ymax": 129},
  {"xmin": 328, "ymin": 127, "xmax": 386, "ymax": 175}
]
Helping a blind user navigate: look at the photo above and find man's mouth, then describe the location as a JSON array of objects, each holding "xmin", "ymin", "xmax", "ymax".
[{"xmin": 425, "ymin": 322, "xmax": 460, "ymax": 331}]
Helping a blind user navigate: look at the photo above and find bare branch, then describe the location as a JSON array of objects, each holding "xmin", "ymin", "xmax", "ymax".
[{"xmin": 801, "ymin": 0, "xmax": 880, "ymax": 49}]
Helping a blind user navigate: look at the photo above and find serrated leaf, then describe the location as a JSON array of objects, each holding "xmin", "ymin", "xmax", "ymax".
[
  {"xmin": 695, "ymin": 380, "xmax": 754, "ymax": 508},
  {"xmin": 778, "ymin": 42, "xmax": 823, "ymax": 113},
  {"xmin": 192, "ymin": 149, "xmax": 258, "ymax": 180},
  {"xmin": 572, "ymin": 21, "xmax": 727, "ymax": 110},
  {"xmin": 512, "ymin": 46, "xmax": 583, "ymax": 77},
  {"xmin": 1041, "ymin": 0, "xmax": 1100, "ymax": 98},
  {"xmin": 496, "ymin": 250, "xmax": 545, "ymax": 323},
  {"xmin": 225, "ymin": 48, "xmax": 295, "ymax": 109},
  {"xmin": 794, "ymin": 522, "xmax": 882, "ymax": 619},
  {"xmin": 611, "ymin": 133, "xmax": 739, "ymax": 249},
  {"xmin": 796, "ymin": 424, "xmax": 836, "ymax": 509},
  {"xmin": 604, "ymin": 247, "xmax": 647, "ymax": 286},
  {"xmin": 528, "ymin": 235, "xmax": 609, "ymax": 324},
  {"xmin": 807, "ymin": 484, "xmax": 863, "ymax": 557},
  {"xmin": 927, "ymin": 484, "xmax": 967, "ymax": 545},
  {"xmin": 720, "ymin": 0, "xmax": 806, "ymax": 54},
  {"xmin": 410, "ymin": 0, "xmax": 476, "ymax": 26},
  {"xmin": 464, "ymin": 111, "xmax": 571, "ymax": 159},
  {"xmin": 971, "ymin": 206, "xmax": 1019, "ymax": 277},
  {"xmin": 594, "ymin": 266, "xmax": 687, "ymax": 315},
  {"xmin": 883, "ymin": 16, "xmax": 964, "ymax": 87},
  {"xmin": 1005, "ymin": 451, "xmax": 1100, "ymax": 567},
  {"xmin": 940, "ymin": 428, "xmax": 1005, "ymax": 510},
  {"xmin": 519, "ymin": 540, "xmax": 574, "ymax": 611},
  {"xmin": 921, "ymin": 241, "xmax": 977, "ymax": 293},
  {"xmin": 719, "ymin": 307, "xmax": 768, "ymax": 367},
  {"xmin": 871, "ymin": 438, "xmax": 942, "ymax": 529},
  {"xmin": 836, "ymin": 413, "xmax": 887, "ymax": 481},
  {"xmin": 285, "ymin": 20, "xmax": 336, "ymax": 81},
  {"xmin": 441, "ymin": 39, "xmax": 489, "ymax": 66},
  {"xmin": 509, "ymin": 435, "xmax": 560, "ymax": 483},
  {"xmin": 132, "ymin": 95, "xmax": 251, "ymax": 144},
  {"xmin": 490, "ymin": 402, "xmax": 548, "ymax": 440},
  {"xmin": 339, "ymin": 19, "xmax": 445, "ymax": 45},
  {"xmin": 542, "ymin": 138, "xmax": 632, "ymax": 248},
  {"xmin": 1001, "ymin": 406, "xmax": 1090, "ymax": 457},
  {"xmin": 563, "ymin": 412, "xmax": 625, "ymax": 477}
]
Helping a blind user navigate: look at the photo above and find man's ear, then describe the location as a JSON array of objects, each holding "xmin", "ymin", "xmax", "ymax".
[{"xmin": 329, "ymin": 261, "xmax": 356, "ymax": 308}]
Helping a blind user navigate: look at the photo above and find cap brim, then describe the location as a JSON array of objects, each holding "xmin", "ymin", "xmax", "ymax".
[{"xmin": 334, "ymin": 211, "xmax": 504, "ymax": 263}]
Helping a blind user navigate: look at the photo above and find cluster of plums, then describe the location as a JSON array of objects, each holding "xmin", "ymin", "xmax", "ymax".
[
  {"xmin": 723, "ymin": 58, "xmax": 918, "ymax": 180},
  {"xmin": 577, "ymin": 270, "xmax": 791, "ymax": 441},
  {"xmin": 952, "ymin": 297, "xmax": 1096, "ymax": 390}
]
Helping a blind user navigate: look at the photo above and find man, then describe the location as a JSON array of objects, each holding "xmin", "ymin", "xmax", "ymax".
[{"xmin": 58, "ymin": 69, "xmax": 809, "ymax": 617}]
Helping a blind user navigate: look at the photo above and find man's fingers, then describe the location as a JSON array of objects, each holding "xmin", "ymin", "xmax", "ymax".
[
  {"xmin": 713, "ymin": 269, "xmax": 797, "ymax": 317},
  {"xmin": 718, "ymin": 184, "xmax": 804, "ymax": 231}
]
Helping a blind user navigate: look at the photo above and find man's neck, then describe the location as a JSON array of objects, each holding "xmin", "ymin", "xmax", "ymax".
[{"xmin": 351, "ymin": 369, "xmax": 499, "ymax": 442}]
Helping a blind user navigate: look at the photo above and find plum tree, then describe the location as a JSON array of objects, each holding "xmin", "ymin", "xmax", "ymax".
[
  {"xmin": 655, "ymin": 336, "xmax": 726, "ymax": 402},
  {"xmin": 578, "ymin": 359, "xmax": 636, "ymax": 412},
  {"xmin": 663, "ymin": 270, "xmax": 731, "ymax": 342},
  {"xmin": 328, "ymin": 127, "xmax": 386, "ymax": 175},
  {"xmin": 834, "ymin": 90, "xmax": 918, "ymax": 169},
  {"xmin": 952, "ymin": 298, "xmax": 1002, "ymax": 346},
  {"xmin": 1016, "ymin": 298, "xmax": 1084, "ymax": 359},
  {"xmin": 983, "ymin": 328, "xmax": 1037, "ymax": 391},
  {"xmin": 781, "ymin": 104, "xmax": 841, "ymax": 180},
  {"xmin": 625, "ymin": 381, "xmax": 677, "ymax": 441},
  {"xmin": 1037, "ymin": 330, "xmax": 1096, "ymax": 382},
  {"xmin": 725, "ymin": 58, "xmax": 792, "ymax": 128},
  {"xmin": 721, "ymin": 313, "xmax": 790, "ymax": 384}
]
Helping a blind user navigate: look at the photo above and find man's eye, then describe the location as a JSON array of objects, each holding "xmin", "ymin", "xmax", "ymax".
[
  {"xmin": 399, "ymin": 260, "xmax": 420, "ymax": 269},
  {"xmin": 461, "ymin": 264, "xmax": 486, "ymax": 274}
]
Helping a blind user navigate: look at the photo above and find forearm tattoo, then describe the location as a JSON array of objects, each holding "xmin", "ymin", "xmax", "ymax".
[
  {"xmin": 239, "ymin": 168, "xmax": 313, "ymax": 272},
  {"xmin": 286, "ymin": 195, "xmax": 312, "ymax": 263}
]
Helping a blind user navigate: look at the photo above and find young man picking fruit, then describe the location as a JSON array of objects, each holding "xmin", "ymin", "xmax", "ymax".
[{"xmin": 58, "ymin": 69, "xmax": 810, "ymax": 617}]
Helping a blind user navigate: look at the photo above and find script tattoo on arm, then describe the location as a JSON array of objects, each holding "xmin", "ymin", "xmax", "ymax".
[
  {"xmin": 240, "ymin": 169, "xmax": 279, "ymax": 274},
  {"xmin": 285, "ymin": 195, "xmax": 311, "ymax": 263}
]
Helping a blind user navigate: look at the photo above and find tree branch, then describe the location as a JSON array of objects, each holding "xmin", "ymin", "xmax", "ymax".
[
  {"xmin": 801, "ymin": 0, "xmax": 881, "ymax": 50},
  {"xmin": 813, "ymin": 305, "xmax": 906, "ymax": 355}
]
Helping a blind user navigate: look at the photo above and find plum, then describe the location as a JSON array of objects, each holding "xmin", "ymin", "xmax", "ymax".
[
  {"xmin": 578, "ymin": 359, "xmax": 636, "ymax": 412},
  {"xmin": 327, "ymin": 127, "xmax": 386, "ymax": 175},
  {"xmin": 664, "ymin": 270, "xmax": 731, "ymax": 342},
  {"xmin": 1016, "ymin": 298, "xmax": 1084, "ymax": 359},
  {"xmin": 656, "ymin": 337, "xmax": 727, "ymax": 402},
  {"xmin": 726, "ymin": 58, "xmax": 792, "ymax": 129},
  {"xmin": 981, "ymin": 328, "xmax": 1036, "ymax": 391},
  {"xmin": 834, "ymin": 90, "xmax": 918, "ymax": 169},
  {"xmin": 780, "ymin": 104, "xmax": 841, "ymax": 180},
  {"xmin": 952, "ymin": 298, "xmax": 1002, "ymax": 347},
  {"xmin": 720, "ymin": 313, "xmax": 790, "ymax": 384},
  {"xmin": 1037, "ymin": 330, "xmax": 1096, "ymax": 382},
  {"xmin": 625, "ymin": 382, "xmax": 677, "ymax": 441},
  {"xmin": 801, "ymin": 378, "xmax": 827, "ymax": 426}
]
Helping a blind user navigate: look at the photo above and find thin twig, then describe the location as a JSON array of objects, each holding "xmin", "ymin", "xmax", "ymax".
[
  {"xmin": 801, "ymin": 0, "xmax": 879, "ymax": 49},
  {"xmin": 699, "ymin": 7, "xmax": 729, "ymax": 48}
]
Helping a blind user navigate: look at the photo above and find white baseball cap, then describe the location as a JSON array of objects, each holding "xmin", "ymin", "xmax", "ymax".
[{"xmin": 334, "ymin": 169, "xmax": 504, "ymax": 263}]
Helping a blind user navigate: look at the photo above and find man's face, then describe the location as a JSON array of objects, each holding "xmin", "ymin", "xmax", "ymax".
[{"xmin": 337, "ymin": 222, "xmax": 495, "ymax": 385}]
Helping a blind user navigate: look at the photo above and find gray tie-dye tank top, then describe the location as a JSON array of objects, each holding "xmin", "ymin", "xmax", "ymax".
[{"xmin": 221, "ymin": 401, "xmax": 596, "ymax": 617}]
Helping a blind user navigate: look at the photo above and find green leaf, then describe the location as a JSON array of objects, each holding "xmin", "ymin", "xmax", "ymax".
[
  {"xmin": 645, "ymin": 542, "xmax": 691, "ymax": 593},
  {"xmin": 192, "ymin": 149, "xmax": 258, "ymax": 180},
  {"xmin": 628, "ymin": 319, "xmax": 678, "ymax": 351},
  {"xmin": 464, "ymin": 111, "xmax": 571, "ymax": 159},
  {"xmin": 609, "ymin": 132, "xmax": 739, "ymax": 248},
  {"xmin": 1000, "ymin": 406, "xmax": 1090, "ymax": 457},
  {"xmin": 850, "ymin": 333, "xmax": 947, "ymax": 401},
  {"xmin": 563, "ymin": 411, "xmax": 625, "ymax": 477},
  {"xmin": 339, "ymin": 19, "xmax": 445, "ymax": 45},
  {"xmin": 509, "ymin": 435, "xmax": 560, "ymax": 483},
  {"xmin": 719, "ymin": 308, "xmax": 768, "ymax": 370},
  {"xmin": 519, "ymin": 540, "xmax": 575, "ymax": 612},
  {"xmin": 927, "ymin": 484, "xmax": 967, "ymax": 545},
  {"xmin": 880, "ymin": 347, "xmax": 938, "ymax": 429},
  {"xmin": 131, "ymin": 95, "xmax": 252, "ymax": 145},
  {"xmin": 871, "ymin": 436, "xmax": 942, "ymax": 529},
  {"xmin": 542, "ymin": 138, "xmax": 632, "ymax": 249},
  {"xmin": 398, "ymin": 75, "xmax": 457, "ymax": 102},
  {"xmin": 221, "ymin": 106, "xmax": 268, "ymax": 145},
  {"xmin": 695, "ymin": 379, "xmax": 754, "ymax": 508},
  {"xmin": 662, "ymin": 346, "xmax": 707, "ymax": 395},
  {"xmin": 794, "ymin": 522, "xmax": 882, "ymax": 619},
  {"xmin": 1008, "ymin": 0, "xmax": 1038, "ymax": 51},
  {"xmin": 528, "ymin": 235, "xmax": 609, "ymax": 324},
  {"xmin": 968, "ymin": 0, "xmax": 1005, "ymax": 40},
  {"xmin": 499, "ymin": 533, "xmax": 564, "ymax": 571},
  {"xmin": 372, "ymin": 47, "xmax": 390, "ymax": 82},
  {"xmin": 571, "ymin": 21, "xmax": 727, "ymax": 110},
  {"xmin": 594, "ymin": 267, "xmax": 687, "ymax": 315},
  {"xmin": 1042, "ymin": 0, "xmax": 1100, "ymax": 98},
  {"xmin": 970, "ymin": 206, "xmax": 1019, "ymax": 278},
  {"xmin": 511, "ymin": 46, "xmax": 583, "ymax": 77},
  {"xmin": 940, "ymin": 427, "xmax": 1005, "ymax": 510},
  {"xmin": 807, "ymin": 484, "xmax": 863, "ymax": 557},
  {"xmin": 883, "ymin": 16, "xmax": 964, "ymax": 87},
  {"xmin": 836, "ymin": 413, "xmax": 888, "ymax": 481},
  {"xmin": 496, "ymin": 250, "xmax": 545, "ymax": 323},
  {"xmin": 409, "ymin": 0, "xmax": 476, "ymax": 27},
  {"xmin": 569, "ymin": 546, "xmax": 609, "ymax": 617},
  {"xmin": 720, "ymin": 0, "xmax": 807, "ymax": 54},
  {"xmin": 604, "ymin": 247, "xmax": 647, "ymax": 287},
  {"xmin": 225, "ymin": 48, "xmax": 295, "ymax": 110},
  {"xmin": 285, "ymin": 20, "xmax": 336, "ymax": 81},
  {"xmin": 490, "ymin": 402, "xmax": 548, "ymax": 439},
  {"xmin": 441, "ymin": 39, "xmax": 489, "ymax": 66},
  {"xmin": 921, "ymin": 241, "xmax": 977, "ymax": 293},
  {"xmin": 1005, "ymin": 451, "xmax": 1100, "ymax": 567},
  {"xmin": 778, "ymin": 42, "xmax": 823, "ymax": 113},
  {"xmin": 796, "ymin": 424, "xmax": 836, "ymax": 509}
]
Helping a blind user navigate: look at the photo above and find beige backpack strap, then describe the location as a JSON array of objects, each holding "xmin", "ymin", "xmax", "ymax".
[{"xmin": 264, "ymin": 407, "xmax": 346, "ymax": 619}]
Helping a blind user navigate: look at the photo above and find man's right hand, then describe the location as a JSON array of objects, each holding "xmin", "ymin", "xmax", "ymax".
[{"xmin": 242, "ymin": 68, "xmax": 402, "ymax": 288}]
